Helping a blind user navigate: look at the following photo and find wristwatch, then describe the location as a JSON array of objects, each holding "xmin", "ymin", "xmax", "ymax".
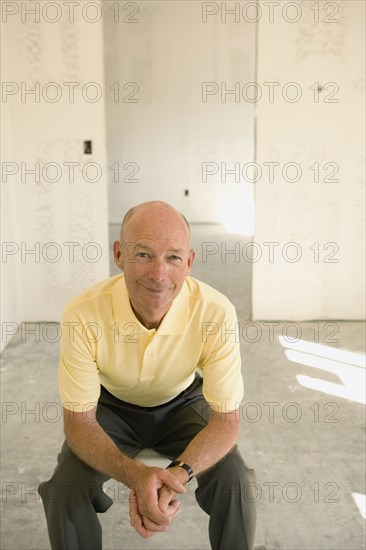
[{"xmin": 166, "ymin": 460, "xmax": 194, "ymax": 482}]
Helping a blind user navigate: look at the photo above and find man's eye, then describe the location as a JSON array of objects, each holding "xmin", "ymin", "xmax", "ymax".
[
  {"xmin": 136, "ymin": 252, "xmax": 149, "ymax": 258},
  {"xmin": 170, "ymin": 255, "xmax": 182, "ymax": 261}
]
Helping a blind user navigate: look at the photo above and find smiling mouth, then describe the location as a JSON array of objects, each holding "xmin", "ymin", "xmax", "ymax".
[
  {"xmin": 146, "ymin": 288, "xmax": 165, "ymax": 293},
  {"xmin": 141, "ymin": 285, "xmax": 169, "ymax": 293}
]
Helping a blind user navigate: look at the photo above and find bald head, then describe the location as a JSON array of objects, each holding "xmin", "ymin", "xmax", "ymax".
[{"xmin": 119, "ymin": 201, "xmax": 190, "ymax": 244}]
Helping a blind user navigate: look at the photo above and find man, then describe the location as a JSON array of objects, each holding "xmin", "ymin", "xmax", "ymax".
[{"xmin": 39, "ymin": 201, "xmax": 256, "ymax": 550}]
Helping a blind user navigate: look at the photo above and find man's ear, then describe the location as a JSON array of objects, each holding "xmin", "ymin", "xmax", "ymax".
[
  {"xmin": 187, "ymin": 248, "xmax": 196, "ymax": 274},
  {"xmin": 113, "ymin": 240, "xmax": 123, "ymax": 270}
]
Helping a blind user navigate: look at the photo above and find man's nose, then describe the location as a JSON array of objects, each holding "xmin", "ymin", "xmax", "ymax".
[{"xmin": 148, "ymin": 260, "xmax": 166, "ymax": 282}]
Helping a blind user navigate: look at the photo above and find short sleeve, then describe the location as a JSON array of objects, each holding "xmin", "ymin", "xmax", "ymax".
[
  {"xmin": 200, "ymin": 306, "xmax": 244, "ymax": 411},
  {"xmin": 58, "ymin": 310, "xmax": 101, "ymax": 412}
]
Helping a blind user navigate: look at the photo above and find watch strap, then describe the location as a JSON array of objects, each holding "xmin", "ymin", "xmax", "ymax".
[{"xmin": 166, "ymin": 460, "xmax": 193, "ymax": 482}]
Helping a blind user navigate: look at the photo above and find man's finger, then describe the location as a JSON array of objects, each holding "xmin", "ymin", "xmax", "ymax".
[
  {"xmin": 129, "ymin": 489, "xmax": 137, "ymax": 526},
  {"xmin": 142, "ymin": 514, "xmax": 169, "ymax": 533},
  {"xmin": 129, "ymin": 490, "xmax": 157, "ymax": 538},
  {"xmin": 164, "ymin": 502, "xmax": 181, "ymax": 520},
  {"xmin": 158, "ymin": 486, "xmax": 181, "ymax": 518},
  {"xmin": 158, "ymin": 486, "xmax": 174, "ymax": 514},
  {"xmin": 168, "ymin": 499, "xmax": 181, "ymax": 517},
  {"xmin": 134, "ymin": 516, "xmax": 156, "ymax": 538},
  {"xmin": 160, "ymin": 470, "xmax": 187, "ymax": 494}
]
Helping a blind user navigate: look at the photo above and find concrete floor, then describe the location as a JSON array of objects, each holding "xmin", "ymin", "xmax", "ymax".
[{"xmin": 1, "ymin": 224, "xmax": 365, "ymax": 550}]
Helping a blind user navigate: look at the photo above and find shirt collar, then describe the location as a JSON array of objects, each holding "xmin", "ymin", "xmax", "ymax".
[{"xmin": 112, "ymin": 275, "xmax": 189, "ymax": 336}]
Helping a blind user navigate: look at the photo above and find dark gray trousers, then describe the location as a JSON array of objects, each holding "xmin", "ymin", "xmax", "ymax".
[{"xmin": 39, "ymin": 377, "xmax": 256, "ymax": 550}]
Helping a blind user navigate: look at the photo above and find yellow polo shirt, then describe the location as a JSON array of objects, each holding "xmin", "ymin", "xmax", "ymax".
[{"xmin": 58, "ymin": 274, "xmax": 244, "ymax": 412}]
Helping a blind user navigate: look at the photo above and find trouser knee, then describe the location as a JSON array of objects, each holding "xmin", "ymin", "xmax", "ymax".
[
  {"xmin": 196, "ymin": 449, "xmax": 256, "ymax": 509},
  {"xmin": 38, "ymin": 479, "xmax": 112, "ymax": 512},
  {"xmin": 38, "ymin": 445, "xmax": 112, "ymax": 513}
]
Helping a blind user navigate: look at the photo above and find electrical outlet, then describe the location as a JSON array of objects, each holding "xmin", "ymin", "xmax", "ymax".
[{"xmin": 84, "ymin": 141, "xmax": 92, "ymax": 154}]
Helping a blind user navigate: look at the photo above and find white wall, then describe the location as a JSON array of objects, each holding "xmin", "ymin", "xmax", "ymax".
[
  {"xmin": 104, "ymin": 0, "xmax": 255, "ymax": 226},
  {"xmin": 252, "ymin": 0, "xmax": 365, "ymax": 320},
  {"xmin": 1, "ymin": 1, "xmax": 109, "ymax": 351}
]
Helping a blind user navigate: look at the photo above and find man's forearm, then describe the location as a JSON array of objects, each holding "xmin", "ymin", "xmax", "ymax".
[
  {"xmin": 64, "ymin": 419, "xmax": 142, "ymax": 487},
  {"xmin": 174, "ymin": 410, "xmax": 240, "ymax": 481}
]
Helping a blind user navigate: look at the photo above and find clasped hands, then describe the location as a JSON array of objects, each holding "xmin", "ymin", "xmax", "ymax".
[{"xmin": 128, "ymin": 464, "xmax": 188, "ymax": 538}]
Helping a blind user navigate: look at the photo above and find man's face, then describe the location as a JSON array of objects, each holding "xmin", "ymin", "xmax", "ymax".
[{"xmin": 114, "ymin": 207, "xmax": 195, "ymax": 322}]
